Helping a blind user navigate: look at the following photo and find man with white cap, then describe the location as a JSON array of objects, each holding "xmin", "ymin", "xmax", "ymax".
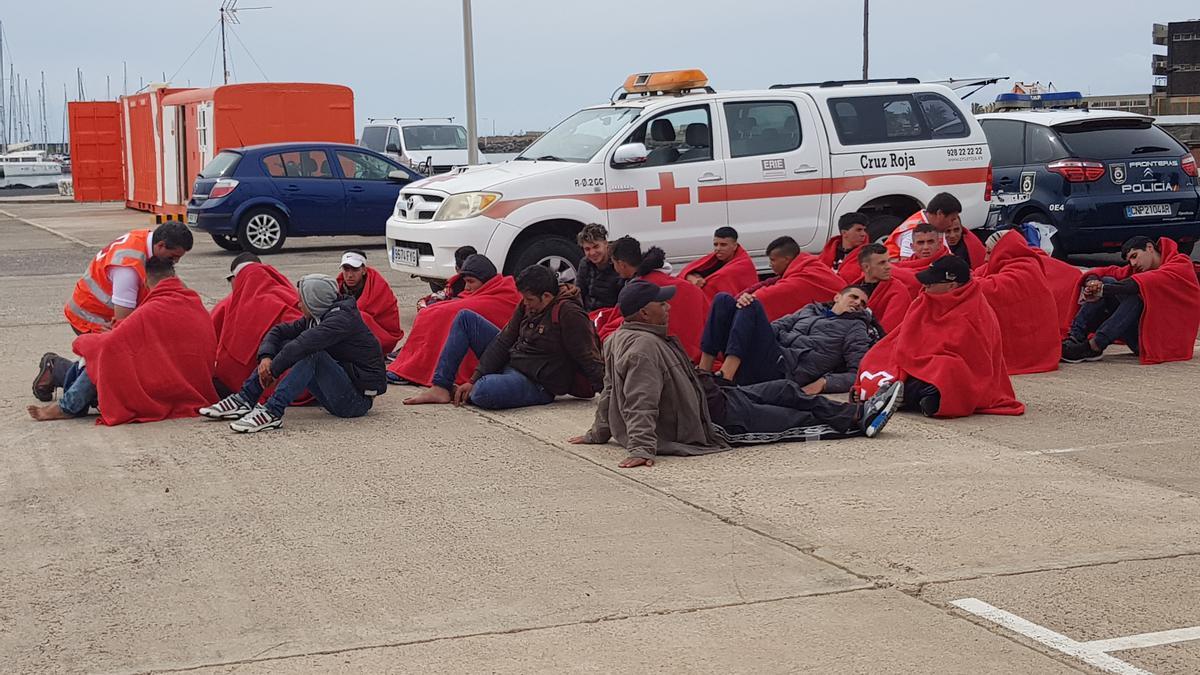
[
  {"xmin": 336, "ymin": 249, "xmax": 405, "ymax": 353},
  {"xmin": 200, "ymin": 273, "xmax": 387, "ymax": 432}
]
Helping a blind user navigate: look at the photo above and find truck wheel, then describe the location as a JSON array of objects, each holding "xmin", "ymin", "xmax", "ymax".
[
  {"xmin": 210, "ymin": 233, "xmax": 242, "ymax": 251},
  {"xmin": 237, "ymin": 208, "xmax": 288, "ymax": 255},
  {"xmin": 509, "ymin": 236, "xmax": 583, "ymax": 284},
  {"xmin": 867, "ymin": 214, "xmax": 903, "ymax": 243}
]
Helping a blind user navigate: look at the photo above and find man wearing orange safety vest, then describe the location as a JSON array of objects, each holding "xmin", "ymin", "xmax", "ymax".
[
  {"xmin": 32, "ymin": 223, "xmax": 194, "ymax": 401},
  {"xmin": 884, "ymin": 192, "xmax": 962, "ymax": 261}
]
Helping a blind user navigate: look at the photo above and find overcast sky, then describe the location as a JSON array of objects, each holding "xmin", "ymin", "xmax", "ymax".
[{"xmin": 5, "ymin": 0, "xmax": 1199, "ymax": 141}]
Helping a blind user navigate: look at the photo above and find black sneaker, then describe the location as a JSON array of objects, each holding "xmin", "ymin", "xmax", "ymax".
[
  {"xmin": 1061, "ymin": 339, "xmax": 1103, "ymax": 364},
  {"xmin": 861, "ymin": 380, "xmax": 902, "ymax": 438},
  {"xmin": 918, "ymin": 394, "xmax": 940, "ymax": 418},
  {"xmin": 385, "ymin": 349, "xmax": 400, "ymax": 364},
  {"xmin": 32, "ymin": 352, "xmax": 59, "ymax": 402}
]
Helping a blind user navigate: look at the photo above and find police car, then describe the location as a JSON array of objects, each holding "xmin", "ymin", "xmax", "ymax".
[
  {"xmin": 977, "ymin": 109, "xmax": 1200, "ymax": 256},
  {"xmin": 386, "ymin": 69, "xmax": 992, "ymax": 282}
]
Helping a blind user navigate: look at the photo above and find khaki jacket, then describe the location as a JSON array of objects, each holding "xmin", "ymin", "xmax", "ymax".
[{"xmin": 585, "ymin": 321, "xmax": 729, "ymax": 460}]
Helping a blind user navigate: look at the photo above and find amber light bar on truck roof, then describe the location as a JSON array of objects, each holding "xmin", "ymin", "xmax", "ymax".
[{"xmin": 616, "ymin": 69, "xmax": 714, "ymax": 100}]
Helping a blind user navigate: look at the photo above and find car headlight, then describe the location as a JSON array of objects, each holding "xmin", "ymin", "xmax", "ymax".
[{"xmin": 433, "ymin": 192, "xmax": 501, "ymax": 221}]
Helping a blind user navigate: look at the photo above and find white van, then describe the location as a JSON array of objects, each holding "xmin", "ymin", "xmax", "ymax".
[
  {"xmin": 359, "ymin": 118, "xmax": 486, "ymax": 174},
  {"xmin": 385, "ymin": 71, "xmax": 992, "ymax": 282}
]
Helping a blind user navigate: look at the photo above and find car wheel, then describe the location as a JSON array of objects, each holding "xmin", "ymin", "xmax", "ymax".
[
  {"xmin": 509, "ymin": 235, "xmax": 583, "ymax": 284},
  {"xmin": 237, "ymin": 208, "xmax": 288, "ymax": 255},
  {"xmin": 210, "ymin": 233, "xmax": 242, "ymax": 251},
  {"xmin": 867, "ymin": 214, "xmax": 903, "ymax": 243}
]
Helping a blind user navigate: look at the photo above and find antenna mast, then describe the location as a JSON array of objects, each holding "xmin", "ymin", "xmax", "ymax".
[{"xmin": 220, "ymin": 1, "xmax": 270, "ymax": 85}]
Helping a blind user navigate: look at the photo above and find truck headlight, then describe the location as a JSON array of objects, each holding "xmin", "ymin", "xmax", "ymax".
[{"xmin": 433, "ymin": 192, "xmax": 501, "ymax": 221}]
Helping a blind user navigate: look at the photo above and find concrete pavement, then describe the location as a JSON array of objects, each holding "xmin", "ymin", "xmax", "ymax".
[{"xmin": 2, "ymin": 202, "xmax": 1200, "ymax": 674}]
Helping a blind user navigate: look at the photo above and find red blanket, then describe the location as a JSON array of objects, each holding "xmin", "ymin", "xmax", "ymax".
[
  {"xmin": 960, "ymin": 230, "xmax": 987, "ymax": 268},
  {"xmin": 976, "ymin": 233, "xmax": 1060, "ymax": 375},
  {"xmin": 855, "ymin": 280, "xmax": 1024, "ymax": 418},
  {"xmin": 835, "ymin": 244, "xmax": 868, "ymax": 283},
  {"xmin": 866, "ymin": 278, "xmax": 914, "ymax": 334},
  {"xmin": 339, "ymin": 267, "xmax": 404, "ymax": 353},
  {"xmin": 819, "ymin": 235, "xmax": 858, "ymax": 271},
  {"xmin": 73, "ymin": 277, "xmax": 218, "ymax": 425},
  {"xmin": 755, "ymin": 253, "xmax": 844, "ymax": 321},
  {"xmin": 595, "ymin": 270, "xmax": 709, "ymax": 362},
  {"xmin": 213, "ymin": 263, "xmax": 302, "ymax": 392},
  {"xmin": 679, "ymin": 246, "xmax": 759, "ymax": 301},
  {"xmin": 1033, "ymin": 250, "xmax": 1083, "ymax": 338},
  {"xmin": 1085, "ymin": 237, "xmax": 1200, "ymax": 364},
  {"xmin": 388, "ymin": 274, "xmax": 521, "ymax": 386}
]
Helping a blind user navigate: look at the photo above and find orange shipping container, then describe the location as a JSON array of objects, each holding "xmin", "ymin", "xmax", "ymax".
[{"xmin": 67, "ymin": 101, "xmax": 125, "ymax": 202}]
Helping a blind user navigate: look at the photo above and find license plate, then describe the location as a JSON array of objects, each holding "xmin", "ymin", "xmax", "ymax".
[
  {"xmin": 186, "ymin": 212, "xmax": 197, "ymax": 224},
  {"xmin": 391, "ymin": 246, "xmax": 420, "ymax": 267},
  {"xmin": 1126, "ymin": 203, "xmax": 1172, "ymax": 218}
]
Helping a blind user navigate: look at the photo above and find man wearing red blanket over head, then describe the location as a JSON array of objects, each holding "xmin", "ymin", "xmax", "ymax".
[
  {"xmin": 387, "ymin": 254, "xmax": 521, "ymax": 386},
  {"xmin": 337, "ymin": 250, "xmax": 404, "ymax": 353},
  {"xmin": 211, "ymin": 253, "xmax": 302, "ymax": 394},
  {"xmin": 818, "ymin": 212, "xmax": 870, "ymax": 272},
  {"xmin": 595, "ymin": 237, "xmax": 710, "ymax": 362},
  {"xmin": 851, "ymin": 244, "xmax": 915, "ymax": 334},
  {"xmin": 975, "ymin": 231, "xmax": 1061, "ymax": 375},
  {"xmin": 28, "ymin": 259, "xmax": 218, "ymax": 425},
  {"xmin": 680, "ymin": 226, "xmax": 759, "ymax": 301},
  {"xmin": 854, "ymin": 256, "xmax": 1025, "ymax": 418},
  {"xmin": 1062, "ymin": 236, "xmax": 1200, "ymax": 365}
]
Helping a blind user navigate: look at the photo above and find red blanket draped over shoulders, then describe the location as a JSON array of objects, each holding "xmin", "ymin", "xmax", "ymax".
[
  {"xmin": 679, "ymin": 246, "xmax": 759, "ymax": 301},
  {"xmin": 594, "ymin": 270, "xmax": 709, "ymax": 362},
  {"xmin": 754, "ymin": 253, "xmax": 844, "ymax": 321},
  {"xmin": 866, "ymin": 278, "xmax": 914, "ymax": 334},
  {"xmin": 1032, "ymin": 250, "xmax": 1084, "ymax": 338},
  {"xmin": 1084, "ymin": 237, "xmax": 1200, "ymax": 364},
  {"xmin": 388, "ymin": 274, "xmax": 521, "ymax": 385},
  {"xmin": 855, "ymin": 280, "xmax": 1024, "ymax": 418},
  {"xmin": 339, "ymin": 267, "xmax": 404, "ymax": 353},
  {"xmin": 212, "ymin": 263, "xmax": 301, "ymax": 392},
  {"xmin": 975, "ymin": 233, "xmax": 1060, "ymax": 374},
  {"xmin": 836, "ymin": 244, "xmax": 868, "ymax": 283},
  {"xmin": 962, "ymin": 230, "xmax": 987, "ymax": 268},
  {"xmin": 73, "ymin": 277, "xmax": 218, "ymax": 425}
]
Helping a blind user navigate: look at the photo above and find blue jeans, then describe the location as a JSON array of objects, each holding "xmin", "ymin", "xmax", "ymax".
[
  {"xmin": 470, "ymin": 366, "xmax": 556, "ymax": 410},
  {"xmin": 700, "ymin": 293, "xmax": 787, "ymax": 385},
  {"xmin": 1069, "ymin": 277, "xmax": 1142, "ymax": 353},
  {"xmin": 241, "ymin": 351, "xmax": 373, "ymax": 419},
  {"xmin": 59, "ymin": 361, "xmax": 97, "ymax": 417},
  {"xmin": 431, "ymin": 309, "xmax": 501, "ymax": 391}
]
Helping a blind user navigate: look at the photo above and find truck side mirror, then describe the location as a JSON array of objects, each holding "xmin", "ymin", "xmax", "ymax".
[
  {"xmin": 612, "ymin": 142, "xmax": 649, "ymax": 166},
  {"xmin": 385, "ymin": 143, "xmax": 400, "ymax": 154}
]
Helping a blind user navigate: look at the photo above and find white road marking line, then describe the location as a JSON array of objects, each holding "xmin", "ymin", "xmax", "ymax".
[
  {"xmin": 950, "ymin": 598, "xmax": 1153, "ymax": 675},
  {"xmin": 1028, "ymin": 438, "xmax": 1185, "ymax": 456},
  {"xmin": 1085, "ymin": 626, "xmax": 1200, "ymax": 653},
  {"xmin": 0, "ymin": 207, "xmax": 93, "ymax": 247}
]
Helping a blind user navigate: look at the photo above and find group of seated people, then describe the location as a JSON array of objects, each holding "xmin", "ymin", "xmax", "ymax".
[{"xmin": 29, "ymin": 192, "xmax": 1200, "ymax": 470}]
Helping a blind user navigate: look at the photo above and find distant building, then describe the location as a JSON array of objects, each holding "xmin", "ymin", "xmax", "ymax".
[
  {"xmin": 1081, "ymin": 94, "xmax": 1152, "ymax": 114},
  {"xmin": 1161, "ymin": 20, "xmax": 1200, "ymax": 96}
]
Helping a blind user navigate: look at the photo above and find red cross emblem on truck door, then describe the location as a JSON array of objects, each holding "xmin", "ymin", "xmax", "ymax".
[{"xmin": 646, "ymin": 172, "xmax": 690, "ymax": 223}]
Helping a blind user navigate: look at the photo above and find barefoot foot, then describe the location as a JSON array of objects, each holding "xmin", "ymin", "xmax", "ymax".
[
  {"xmin": 402, "ymin": 386, "xmax": 453, "ymax": 405},
  {"xmin": 27, "ymin": 403, "xmax": 70, "ymax": 421}
]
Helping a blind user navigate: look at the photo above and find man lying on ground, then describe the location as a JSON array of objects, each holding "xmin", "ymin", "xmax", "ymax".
[
  {"xmin": 975, "ymin": 231, "xmax": 1061, "ymax": 375},
  {"xmin": 595, "ymin": 237, "xmax": 709, "ymax": 361},
  {"xmin": 734, "ymin": 236, "xmax": 844, "ymax": 322},
  {"xmin": 403, "ymin": 265, "xmax": 604, "ymax": 409},
  {"xmin": 387, "ymin": 254, "xmax": 520, "ymax": 386},
  {"xmin": 200, "ymin": 274, "xmax": 387, "ymax": 432},
  {"xmin": 680, "ymin": 226, "xmax": 759, "ymax": 300},
  {"xmin": 884, "ymin": 192, "xmax": 961, "ymax": 260},
  {"xmin": 337, "ymin": 250, "xmax": 405, "ymax": 354},
  {"xmin": 568, "ymin": 281, "xmax": 902, "ymax": 468},
  {"xmin": 1062, "ymin": 236, "xmax": 1200, "ymax": 365},
  {"xmin": 855, "ymin": 255, "xmax": 1025, "ymax": 418},
  {"xmin": 699, "ymin": 285, "xmax": 878, "ymax": 393},
  {"xmin": 210, "ymin": 253, "xmax": 302, "ymax": 396},
  {"xmin": 29, "ymin": 258, "xmax": 218, "ymax": 425},
  {"xmin": 575, "ymin": 223, "xmax": 621, "ymax": 312},
  {"xmin": 819, "ymin": 212, "xmax": 870, "ymax": 272},
  {"xmin": 849, "ymin": 244, "xmax": 915, "ymax": 333}
]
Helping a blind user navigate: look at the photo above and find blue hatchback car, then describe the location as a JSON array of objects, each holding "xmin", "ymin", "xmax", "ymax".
[{"xmin": 187, "ymin": 142, "xmax": 422, "ymax": 254}]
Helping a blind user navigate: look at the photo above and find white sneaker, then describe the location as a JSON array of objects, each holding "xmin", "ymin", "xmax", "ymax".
[
  {"xmin": 229, "ymin": 405, "xmax": 282, "ymax": 433},
  {"xmin": 862, "ymin": 380, "xmax": 903, "ymax": 439},
  {"xmin": 200, "ymin": 393, "xmax": 253, "ymax": 420}
]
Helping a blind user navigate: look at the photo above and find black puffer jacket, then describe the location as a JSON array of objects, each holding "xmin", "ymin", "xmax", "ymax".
[
  {"xmin": 257, "ymin": 297, "xmax": 388, "ymax": 396},
  {"xmin": 771, "ymin": 302, "xmax": 878, "ymax": 394},
  {"xmin": 576, "ymin": 257, "xmax": 622, "ymax": 311}
]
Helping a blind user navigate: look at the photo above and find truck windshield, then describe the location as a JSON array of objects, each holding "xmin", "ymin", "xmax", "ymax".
[
  {"xmin": 517, "ymin": 107, "xmax": 641, "ymax": 162},
  {"xmin": 403, "ymin": 125, "xmax": 468, "ymax": 151},
  {"xmin": 360, "ymin": 126, "xmax": 388, "ymax": 152}
]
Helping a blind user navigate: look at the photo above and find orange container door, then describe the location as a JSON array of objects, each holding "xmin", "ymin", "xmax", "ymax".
[{"xmin": 67, "ymin": 102, "xmax": 125, "ymax": 201}]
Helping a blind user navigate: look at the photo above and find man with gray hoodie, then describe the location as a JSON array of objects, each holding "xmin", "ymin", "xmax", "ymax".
[{"xmin": 200, "ymin": 274, "xmax": 387, "ymax": 432}]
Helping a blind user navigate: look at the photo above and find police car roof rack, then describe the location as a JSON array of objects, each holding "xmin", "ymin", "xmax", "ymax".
[
  {"xmin": 614, "ymin": 86, "xmax": 716, "ymax": 101},
  {"xmin": 770, "ymin": 77, "xmax": 920, "ymax": 90}
]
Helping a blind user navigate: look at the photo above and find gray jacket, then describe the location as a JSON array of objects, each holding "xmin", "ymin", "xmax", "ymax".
[
  {"xmin": 771, "ymin": 302, "xmax": 876, "ymax": 394},
  {"xmin": 585, "ymin": 321, "xmax": 729, "ymax": 460}
]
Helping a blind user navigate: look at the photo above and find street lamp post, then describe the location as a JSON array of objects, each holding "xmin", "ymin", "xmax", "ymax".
[{"xmin": 462, "ymin": 0, "xmax": 479, "ymax": 165}]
